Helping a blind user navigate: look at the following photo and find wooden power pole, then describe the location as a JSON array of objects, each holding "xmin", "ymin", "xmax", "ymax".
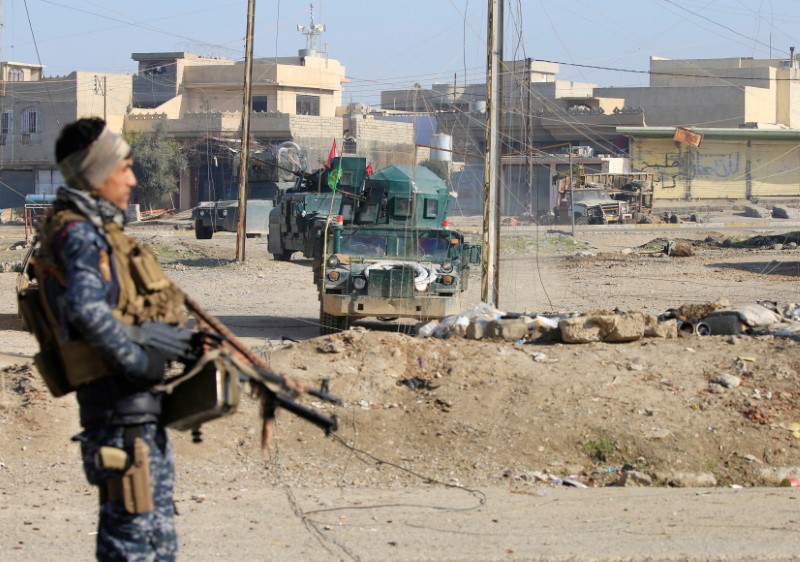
[
  {"xmin": 236, "ymin": 0, "xmax": 256, "ymax": 262},
  {"xmin": 481, "ymin": 0, "xmax": 503, "ymax": 307}
]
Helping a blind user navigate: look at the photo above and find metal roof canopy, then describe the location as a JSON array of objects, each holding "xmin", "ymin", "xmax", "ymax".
[{"xmin": 617, "ymin": 126, "xmax": 800, "ymax": 141}]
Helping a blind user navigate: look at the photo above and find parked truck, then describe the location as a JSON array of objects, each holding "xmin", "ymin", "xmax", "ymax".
[
  {"xmin": 555, "ymin": 170, "xmax": 653, "ymax": 225},
  {"xmin": 192, "ymin": 142, "xmax": 304, "ymax": 239}
]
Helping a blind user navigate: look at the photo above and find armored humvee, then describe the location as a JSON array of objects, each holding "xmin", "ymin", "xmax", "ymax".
[
  {"xmin": 267, "ymin": 156, "xmax": 369, "ymax": 259},
  {"xmin": 313, "ymin": 164, "xmax": 480, "ymax": 334},
  {"xmin": 192, "ymin": 142, "xmax": 304, "ymax": 239}
]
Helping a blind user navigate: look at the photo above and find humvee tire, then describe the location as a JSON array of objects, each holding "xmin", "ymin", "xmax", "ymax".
[
  {"xmin": 272, "ymin": 249, "xmax": 293, "ymax": 261},
  {"xmin": 195, "ymin": 220, "xmax": 213, "ymax": 240}
]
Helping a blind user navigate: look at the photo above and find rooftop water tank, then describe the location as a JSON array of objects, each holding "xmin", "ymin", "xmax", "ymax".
[{"xmin": 430, "ymin": 133, "xmax": 453, "ymax": 162}]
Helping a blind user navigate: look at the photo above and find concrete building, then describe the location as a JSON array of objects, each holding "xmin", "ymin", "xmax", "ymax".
[
  {"xmin": 406, "ymin": 60, "xmax": 645, "ymax": 216},
  {"xmin": 127, "ymin": 49, "xmax": 415, "ymax": 209},
  {"xmin": 606, "ymin": 57, "xmax": 800, "ymax": 202},
  {"xmin": 619, "ymin": 126, "xmax": 800, "ymax": 202},
  {"xmin": 597, "ymin": 56, "xmax": 800, "ymax": 128},
  {"xmin": 0, "ymin": 61, "xmax": 131, "ymax": 209}
]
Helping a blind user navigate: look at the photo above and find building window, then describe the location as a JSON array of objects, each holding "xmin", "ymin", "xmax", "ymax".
[
  {"xmin": 21, "ymin": 108, "xmax": 42, "ymax": 145},
  {"xmin": 0, "ymin": 111, "xmax": 13, "ymax": 145},
  {"xmin": 8, "ymin": 68, "xmax": 24, "ymax": 81},
  {"xmin": 296, "ymin": 95, "xmax": 320, "ymax": 116},
  {"xmin": 343, "ymin": 138, "xmax": 357, "ymax": 154},
  {"xmin": 252, "ymin": 96, "xmax": 269, "ymax": 112}
]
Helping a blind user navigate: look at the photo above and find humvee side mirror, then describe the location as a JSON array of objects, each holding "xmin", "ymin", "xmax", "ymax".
[{"xmin": 468, "ymin": 244, "xmax": 481, "ymax": 264}]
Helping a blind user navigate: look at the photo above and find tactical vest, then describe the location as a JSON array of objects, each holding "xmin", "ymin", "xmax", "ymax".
[{"xmin": 23, "ymin": 209, "xmax": 186, "ymax": 396}]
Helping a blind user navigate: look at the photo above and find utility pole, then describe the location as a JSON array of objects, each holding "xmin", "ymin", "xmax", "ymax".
[
  {"xmin": 236, "ymin": 0, "xmax": 256, "ymax": 262},
  {"xmin": 569, "ymin": 143, "xmax": 575, "ymax": 237},
  {"xmin": 526, "ymin": 58, "xmax": 533, "ymax": 216},
  {"xmin": 481, "ymin": 0, "xmax": 503, "ymax": 307}
]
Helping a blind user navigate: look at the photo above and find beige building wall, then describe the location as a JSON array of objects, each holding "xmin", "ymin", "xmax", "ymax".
[
  {"xmin": 600, "ymin": 58, "xmax": 800, "ymax": 129},
  {"xmin": 0, "ymin": 65, "xmax": 131, "ymax": 201},
  {"xmin": 0, "ymin": 70, "xmax": 131, "ymax": 164},
  {"xmin": 625, "ymin": 129, "xmax": 800, "ymax": 201},
  {"xmin": 179, "ymin": 54, "xmax": 344, "ymax": 117},
  {"xmin": 775, "ymin": 66, "xmax": 800, "ymax": 127},
  {"xmin": 344, "ymin": 117, "xmax": 416, "ymax": 170}
]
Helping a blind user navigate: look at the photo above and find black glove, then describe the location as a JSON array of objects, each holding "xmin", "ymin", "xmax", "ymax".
[
  {"xmin": 124, "ymin": 321, "xmax": 199, "ymax": 362},
  {"xmin": 129, "ymin": 346, "xmax": 170, "ymax": 388}
]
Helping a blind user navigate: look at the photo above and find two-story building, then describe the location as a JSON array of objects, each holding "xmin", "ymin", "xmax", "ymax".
[
  {"xmin": 0, "ymin": 61, "xmax": 131, "ymax": 209},
  {"xmin": 126, "ymin": 49, "xmax": 416, "ymax": 209}
]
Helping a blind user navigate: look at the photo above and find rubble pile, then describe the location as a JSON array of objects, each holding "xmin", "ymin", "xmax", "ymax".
[{"xmin": 418, "ymin": 298, "xmax": 800, "ymax": 344}]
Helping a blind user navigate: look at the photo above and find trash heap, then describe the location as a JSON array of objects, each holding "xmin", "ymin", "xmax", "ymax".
[{"xmin": 417, "ymin": 299, "xmax": 800, "ymax": 344}]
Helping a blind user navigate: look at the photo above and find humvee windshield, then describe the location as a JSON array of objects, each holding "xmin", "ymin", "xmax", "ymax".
[
  {"xmin": 340, "ymin": 235, "xmax": 387, "ymax": 257},
  {"xmin": 399, "ymin": 236, "xmax": 449, "ymax": 258},
  {"xmin": 339, "ymin": 232, "xmax": 452, "ymax": 260}
]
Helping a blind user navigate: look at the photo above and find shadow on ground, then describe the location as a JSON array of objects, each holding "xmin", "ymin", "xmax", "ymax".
[
  {"xmin": 0, "ymin": 313, "xmax": 24, "ymax": 330},
  {"xmin": 707, "ymin": 260, "xmax": 800, "ymax": 276}
]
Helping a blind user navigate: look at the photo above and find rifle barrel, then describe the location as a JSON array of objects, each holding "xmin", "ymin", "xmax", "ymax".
[
  {"xmin": 274, "ymin": 393, "xmax": 338, "ymax": 434},
  {"xmin": 174, "ymin": 282, "xmax": 342, "ymax": 406}
]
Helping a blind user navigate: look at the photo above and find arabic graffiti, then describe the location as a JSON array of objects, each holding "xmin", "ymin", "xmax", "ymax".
[
  {"xmin": 639, "ymin": 153, "xmax": 686, "ymax": 189},
  {"xmin": 638, "ymin": 149, "xmax": 742, "ymax": 181},
  {"xmin": 693, "ymin": 151, "xmax": 741, "ymax": 178}
]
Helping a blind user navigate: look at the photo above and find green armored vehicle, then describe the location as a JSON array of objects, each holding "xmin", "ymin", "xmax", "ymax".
[
  {"xmin": 267, "ymin": 156, "xmax": 368, "ymax": 259},
  {"xmin": 315, "ymin": 164, "xmax": 480, "ymax": 334},
  {"xmin": 193, "ymin": 142, "xmax": 303, "ymax": 239}
]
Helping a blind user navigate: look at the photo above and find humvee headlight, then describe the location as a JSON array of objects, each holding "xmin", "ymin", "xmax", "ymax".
[
  {"xmin": 441, "ymin": 275, "xmax": 455, "ymax": 285},
  {"xmin": 441, "ymin": 261, "xmax": 453, "ymax": 272},
  {"xmin": 326, "ymin": 255, "xmax": 340, "ymax": 269},
  {"xmin": 353, "ymin": 276, "xmax": 367, "ymax": 290},
  {"xmin": 219, "ymin": 209, "xmax": 228, "ymax": 217}
]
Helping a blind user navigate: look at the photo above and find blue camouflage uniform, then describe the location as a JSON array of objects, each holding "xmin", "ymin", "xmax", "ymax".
[{"xmin": 42, "ymin": 186, "xmax": 177, "ymax": 562}]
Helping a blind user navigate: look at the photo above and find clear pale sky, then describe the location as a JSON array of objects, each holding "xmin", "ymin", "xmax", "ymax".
[{"xmin": 2, "ymin": 0, "xmax": 799, "ymax": 106}]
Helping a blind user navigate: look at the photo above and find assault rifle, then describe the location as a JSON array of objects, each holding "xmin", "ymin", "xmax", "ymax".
[{"xmin": 126, "ymin": 283, "xmax": 339, "ymax": 446}]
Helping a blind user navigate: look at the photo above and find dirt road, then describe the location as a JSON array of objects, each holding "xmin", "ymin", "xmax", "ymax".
[{"xmin": 1, "ymin": 217, "xmax": 799, "ymax": 561}]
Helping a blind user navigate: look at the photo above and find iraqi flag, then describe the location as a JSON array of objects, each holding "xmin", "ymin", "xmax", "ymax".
[{"xmin": 324, "ymin": 140, "xmax": 337, "ymax": 169}]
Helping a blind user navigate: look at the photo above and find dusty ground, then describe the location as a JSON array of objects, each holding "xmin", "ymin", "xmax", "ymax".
[{"xmin": 1, "ymin": 213, "xmax": 800, "ymax": 561}]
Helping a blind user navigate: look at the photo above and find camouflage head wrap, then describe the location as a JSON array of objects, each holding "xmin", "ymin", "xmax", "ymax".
[{"xmin": 57, "ymin": 126, "xmax": 131, "ymax": 191}]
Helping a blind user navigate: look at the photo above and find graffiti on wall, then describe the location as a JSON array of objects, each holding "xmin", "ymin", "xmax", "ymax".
[
  {"xmin": 639, "ymin": 152, "xmax": 686, "ymax": 189},
  {"xmin": 692, "ymin": 151, "xmax": 741, "ymax": 178},
  {"xmin": 637, "ymin": 147, "xmax": 742, "ymax": 188}
]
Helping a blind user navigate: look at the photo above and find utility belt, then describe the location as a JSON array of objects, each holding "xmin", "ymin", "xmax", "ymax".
[{"xmin": 96, "ymin": 425, "xmax": 154, "ymax": 514}]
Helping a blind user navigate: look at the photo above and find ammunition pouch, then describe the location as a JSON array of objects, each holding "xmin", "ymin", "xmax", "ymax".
[{"xmin": 160, "ymin": 350, "xmax": 240, "ymax": 432}]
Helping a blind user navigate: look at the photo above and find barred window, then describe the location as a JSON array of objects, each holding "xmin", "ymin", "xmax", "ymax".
[
  {"xmin": 0, "ymin": 111, "xmax": 13, "ymax": 145},
  {"xmin": 21, "ymin": 108, "xmax": 42, "ymax": 145}
]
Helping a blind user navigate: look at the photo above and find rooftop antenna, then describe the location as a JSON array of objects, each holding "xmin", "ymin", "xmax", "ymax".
[{"xmin": 297, "ymin": 3, "xmax": 325, "ymax": 56}]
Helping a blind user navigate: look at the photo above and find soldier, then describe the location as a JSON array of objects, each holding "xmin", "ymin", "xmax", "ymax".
[{"xmin": 36, "ymin": 117, "xmax": 183, "ymax": 560}]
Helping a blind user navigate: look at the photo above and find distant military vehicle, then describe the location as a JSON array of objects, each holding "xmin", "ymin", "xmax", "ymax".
[
  {"xmin": 267, "ymin": 156, "xmax": 369, "ymax": 260},
  {"xmin": 268, "ymin": 158, "xmax": 480, "ymax": 333},
  {"xmin": 192, "ymin": 142, "xmax": 304, "ymax": 239},
  {"xmin": 561, "ymin": 187, "xmax": 632, "ymax": 225},
  {"xmin": 289, "ymin": 162, "xmax": 481, "ymax": 333}
]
